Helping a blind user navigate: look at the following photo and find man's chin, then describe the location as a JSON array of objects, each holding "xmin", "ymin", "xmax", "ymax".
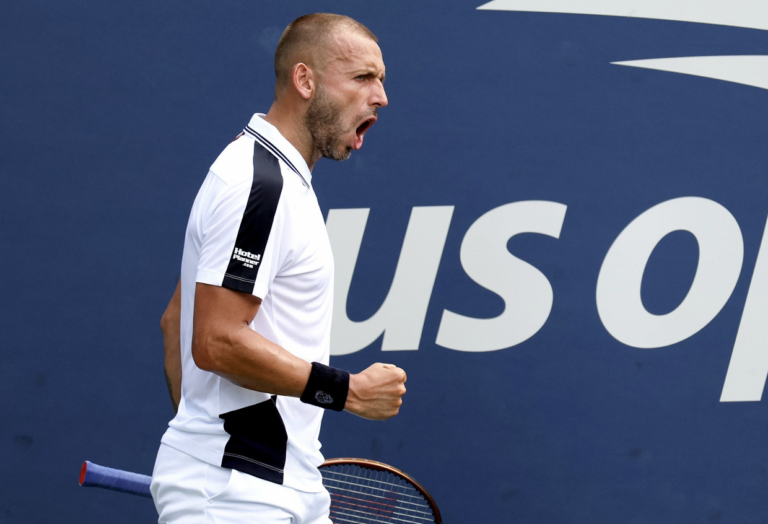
[{"xmin": 324, "ymin": 147, "xmax": 352, "ymax": 162}]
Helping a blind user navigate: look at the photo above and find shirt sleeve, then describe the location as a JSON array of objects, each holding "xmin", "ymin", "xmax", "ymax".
[{"xmin": 195, "ymin": 152, "xmax": 286, "ymax": 299}]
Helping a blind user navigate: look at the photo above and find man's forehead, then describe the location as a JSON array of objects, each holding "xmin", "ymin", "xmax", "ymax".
[{"xmin": 324, "ymin": 31, "xmax": 384, "ymax": 73}]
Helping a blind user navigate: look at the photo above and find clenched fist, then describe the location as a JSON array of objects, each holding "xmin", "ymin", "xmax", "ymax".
[{"xmin": 344, "ymin": 363, "xmax": 407, "ymax": 420}]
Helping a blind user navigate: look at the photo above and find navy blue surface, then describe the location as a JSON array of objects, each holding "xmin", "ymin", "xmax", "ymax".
[{"xmin": 3, "ymin": 1, "xmax": 768, "ymax": 523}]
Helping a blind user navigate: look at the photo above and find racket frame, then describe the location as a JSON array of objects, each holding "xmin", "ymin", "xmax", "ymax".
[{"xmin": 320, "ymin": 457, "xmax": 442, "ymax": 524}]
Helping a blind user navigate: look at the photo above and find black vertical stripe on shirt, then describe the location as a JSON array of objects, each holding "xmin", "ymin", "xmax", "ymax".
[
  {"xmin": 222, "ymin": 142, "xmax": 284, "ymax": 294},
  {"xmin": 220, "ymin": 397, "xmax": 287, "ymax": 485},
  {"xmin": 244, "ymin": 125, "xmax": 308, "ymax": 188}
]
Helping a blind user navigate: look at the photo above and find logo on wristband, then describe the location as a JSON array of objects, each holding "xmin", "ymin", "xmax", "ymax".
[{"xmin": 315, "ymin": 391, "xmax": 334, "ymax": 405}]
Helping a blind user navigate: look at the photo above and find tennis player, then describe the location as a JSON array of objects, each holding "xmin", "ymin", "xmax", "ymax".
[{"xmin": 151, "ymin": 13, "xmax": 405, "ymax": 524}]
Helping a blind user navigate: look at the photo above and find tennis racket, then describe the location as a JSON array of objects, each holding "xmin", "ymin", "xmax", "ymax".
[
  {"xmin": 80, "ymin": 458, "xmax": 441, "ymax": 523},
  {"xmin": 320, "ymin": 458, "xmax": 441, "ymax": 524}
]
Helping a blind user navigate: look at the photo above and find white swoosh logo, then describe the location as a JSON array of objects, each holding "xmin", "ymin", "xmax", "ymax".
[
  {"xmin": 613, "ymin": 56, "xmax": 768, "ymax": 91},
  {"xmin": 477, "ymin": 0, "xmax": 768, "ymax": 31},
  {"xmin": 478, "ymin": 2, "xmax": 768, "ymax": 90}
]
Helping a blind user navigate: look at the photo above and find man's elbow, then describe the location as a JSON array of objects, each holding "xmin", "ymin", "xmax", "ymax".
[
  {"xmin": 191, "ymin": 331, "xmax": 225, "ymax": 373},
  {"xmin": 160, "ymin": 307, "xmax": 177, "ymax": 333}
]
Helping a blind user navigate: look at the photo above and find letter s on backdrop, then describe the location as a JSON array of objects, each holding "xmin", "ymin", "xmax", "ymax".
[{"xmin": 436, "ymin": 201, "xmax": 568, "ymax": 352}]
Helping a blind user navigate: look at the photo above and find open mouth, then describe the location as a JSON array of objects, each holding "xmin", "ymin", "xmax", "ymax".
[{"xmin": 354, "ymin": 116, "xmax": 377, "ymax": 150}]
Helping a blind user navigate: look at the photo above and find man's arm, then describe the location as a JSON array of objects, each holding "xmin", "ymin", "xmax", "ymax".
[
  {"xmin": 193, "ymin": 282, "xmax": 406, "ymax": 420},
  {"xmin": 160, "ymin": 280, "xmax": 182, "ymax": 413}
]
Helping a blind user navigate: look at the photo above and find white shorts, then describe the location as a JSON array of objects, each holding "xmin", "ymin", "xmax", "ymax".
[{"xmin": 150, "ymin": 444, "xmax": 332, "ymax": 524}]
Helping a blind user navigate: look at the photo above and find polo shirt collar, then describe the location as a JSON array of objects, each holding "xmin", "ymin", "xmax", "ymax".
[{"xmin": 245, "ymin": 113, "xmax": 312, "ymax": 187}]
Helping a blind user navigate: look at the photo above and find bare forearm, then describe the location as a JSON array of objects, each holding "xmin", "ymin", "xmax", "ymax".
[
  {"xmin": 161, "ymin": 280, "xmax": 182, "ymax": 413},
  {"xmin": 191, "ymin": 283, "xmax": 405, "ymax": 419},
  {"xmin": 192, "ymin": 283, "xmax": 311, "ymax": 397},
  {"xmin": 206, "ymin": 331, "xmax": 407, "ymax": 420},
  {"xmin": 201, "ymin": 324, "xmax": 312, "ymax": 397},
  {"xmin": 163, "ymin": 345, "xmax": 182, "ymax": 413},
  {"xmin": 164, "ymin": 367, "xmax": 180, "ymax": 413}
]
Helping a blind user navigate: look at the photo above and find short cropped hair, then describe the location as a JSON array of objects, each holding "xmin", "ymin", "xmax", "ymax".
[{"xmin": 274, "ymin": 13, "xmax": 378, "ymax": 97}]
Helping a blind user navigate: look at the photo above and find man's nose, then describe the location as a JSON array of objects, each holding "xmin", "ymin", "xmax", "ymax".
[{"xmin": 371, "ymin": 80, "xmax": 388, "ymax": 108}]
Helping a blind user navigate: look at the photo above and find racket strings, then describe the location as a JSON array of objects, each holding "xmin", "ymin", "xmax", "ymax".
[
  {"xmin": 329, "ymin": 505, "xmax": 436, "ymax": 524},
  {"xmin": 321, "ymin": 464, "xmax": 437, "ymax": 524},
  {"xmin": 330, "ymin": 511, "xmax": 433, "ymax": 524},
  {"xmin": 322, "ymin": 471, "xmax": 431, "ymax": 494},
  {"xmin": 327, "ymin": 486, "xmax": 434, "ymax": 518},
  {"xmin": 326, "ymin": 485, "xmax": 432, "ymax": 515},
  {"xmin": 322, "ymin": 467, "xmax": 429, "ymax": 506}
]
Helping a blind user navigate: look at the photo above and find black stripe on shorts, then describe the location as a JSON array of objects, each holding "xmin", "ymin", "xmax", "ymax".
[{"xmin": 222, "ymin": 142, "xmax": 284, "ymax": 294}]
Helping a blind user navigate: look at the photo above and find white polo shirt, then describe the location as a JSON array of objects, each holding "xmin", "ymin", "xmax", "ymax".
[{"xmin": 160, "ymin": 114, "xmax": 334, "ymax": 493}]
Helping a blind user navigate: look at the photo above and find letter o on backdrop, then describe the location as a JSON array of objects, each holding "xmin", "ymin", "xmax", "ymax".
[{"xmin": 596, "ymin": 197, "xmax": 743, "ymax": 348}]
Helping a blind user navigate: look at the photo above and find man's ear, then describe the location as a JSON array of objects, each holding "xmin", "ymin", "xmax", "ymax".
[{"xmin": 292, "ymin": 63, "xmax": 314, "ymax": 100}]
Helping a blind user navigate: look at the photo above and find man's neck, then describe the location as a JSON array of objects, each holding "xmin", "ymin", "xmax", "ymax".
[{"xmin": 264, "ymin": 104, "xmax": 320, "ymax": 172}]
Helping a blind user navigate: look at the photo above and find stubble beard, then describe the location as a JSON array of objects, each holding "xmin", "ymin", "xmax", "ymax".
[{"xmin": 304, "ymin": 85, "xmax": 353, "ymax": 162}]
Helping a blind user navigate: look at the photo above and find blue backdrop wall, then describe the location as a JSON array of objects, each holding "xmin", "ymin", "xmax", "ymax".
[{"xmin": 3, "ymin": 1, "xmax": 768, "ymax": 523}]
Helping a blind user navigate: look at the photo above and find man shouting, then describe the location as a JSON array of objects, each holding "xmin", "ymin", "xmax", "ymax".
[{"xmin": 151, "ymin": 13, "xmax": 406, "ymax": 524}]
